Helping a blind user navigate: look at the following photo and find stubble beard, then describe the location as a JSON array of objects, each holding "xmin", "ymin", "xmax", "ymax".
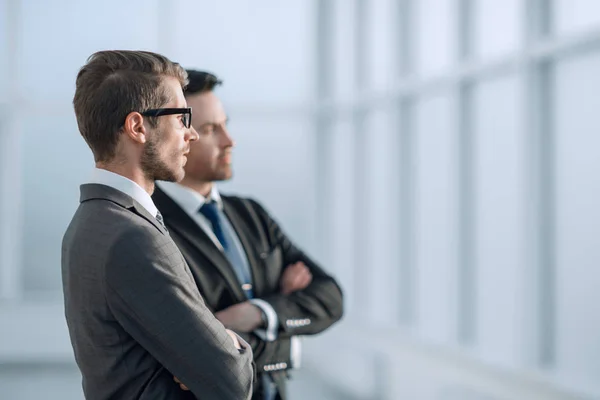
[{"xmin": 140, "ymin": 131, "xmax": 182, "ymax": 183}]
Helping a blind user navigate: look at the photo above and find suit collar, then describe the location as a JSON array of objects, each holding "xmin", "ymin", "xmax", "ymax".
[
  {"xmin": 80, "ymin": 183, "xmax": 167, "ymax": 235},
  {"xmin": 80, "ymin": 183, "xmax": 134, "ymax": 207},
  {"xmin": 88, "ymin": 168, "xmax": 158, "ymax": 217}
]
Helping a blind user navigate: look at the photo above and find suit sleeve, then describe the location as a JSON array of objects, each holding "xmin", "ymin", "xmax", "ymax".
[
  {"xmin": 104, "ymin": 226, "xmax": 255, "ymax": 400},
  {"xmin": 249, "ymin": 199, "xmax": 344, "ymax": 337},
  {"xmin": 235, "ymin": 332, "xmax": 292, "ymax": 372}
]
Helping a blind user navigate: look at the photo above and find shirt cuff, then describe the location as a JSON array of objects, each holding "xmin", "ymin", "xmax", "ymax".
[
  {"xmin": 249, "ymin": 298, "xmax": 278, "ymax": 342},
  {"xmin": 290, "ymin": 336, "xmax": 302, "ymax": 369}
]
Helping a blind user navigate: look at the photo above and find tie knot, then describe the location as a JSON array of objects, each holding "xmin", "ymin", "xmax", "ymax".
[
  {"xmin": 155, "ymin": 211, "xmax": 166, "ymax": 229},
  {"xmin": 199, "ymin": 201, "xmax": 220, "ymax": 223}
]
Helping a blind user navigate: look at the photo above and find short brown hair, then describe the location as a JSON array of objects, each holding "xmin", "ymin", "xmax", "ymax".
[
  {"xmin": 73, "ymin": 50, "xmax": 188, "ymax": 162},
  {"xmin": 184, "ymin": 70, "xmax": 222, "ymax": 95}
]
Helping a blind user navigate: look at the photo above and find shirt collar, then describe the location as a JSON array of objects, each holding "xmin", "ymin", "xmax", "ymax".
[
  {"xmin": 156, "ymin": 181, "xmax": 223, "ymax": 216},
  {"xmin": 88, "ymin": 168, "xmax": 158, "ymax": 217}
]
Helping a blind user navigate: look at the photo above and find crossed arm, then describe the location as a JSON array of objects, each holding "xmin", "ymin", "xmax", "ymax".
[
  {"xmin": 214, "ymin": 262, "xmax": 313, "ymax": 332},
  {"xmin": 105, "ymin": 227, "xmax": 255, "ymax": 399},
  {"xmin": 174, "ymin": 262, "xmax": 311, "ymax": 391}
]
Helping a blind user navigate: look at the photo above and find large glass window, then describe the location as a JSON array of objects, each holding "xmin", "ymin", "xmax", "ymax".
[
  {"xmin": 414, "ymin": 92, "xmax": 459, "ymax": 344},
  {"xmin": 553, "ymin": 51, "xmax": 600, "ymax": 385},
  {"xmin": 473, "ymin": 0, "xmax": 522, "ymax": 60},
  {"xmin": 415, "ymin": 0, "xmax": 456, "ymax": 76},
  {"xmin": 472, "ymin": 75, "xmax": 526, "ymax": 367},
  {"xmin": 552, "ymin": 0, "xmax": 600, "ymax": 36}
]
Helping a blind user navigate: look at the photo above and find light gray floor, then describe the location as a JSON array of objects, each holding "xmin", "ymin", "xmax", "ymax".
[
  {"xmin": 0, "ymin": 363, "xmax": 354, "ymax": 400},
  {"xmin": 288, "ymin": 368, "xmax": 359, "ymax": 400},
  {"xmin": 0, "ymin": 364, "xmax": 83, "ymax": 400}
]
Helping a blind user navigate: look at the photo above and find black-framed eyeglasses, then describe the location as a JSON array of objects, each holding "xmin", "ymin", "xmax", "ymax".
[{"xmin": 140, "ymin": 107, "xmax": 192, "ymax": 129}]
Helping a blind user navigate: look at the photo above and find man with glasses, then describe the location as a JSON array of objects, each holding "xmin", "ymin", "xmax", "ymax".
[
  {"xmin": 152, "ymin": 70, "xmax": 344, "ymax": 400},
  {"xmin": 62, "ymin": 50, "xmax": 255, "ymax": 400}
]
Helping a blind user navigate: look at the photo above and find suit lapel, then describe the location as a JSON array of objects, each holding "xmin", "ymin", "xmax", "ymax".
[
  {"xmin": 222, "ymin": 198, "xmax": 265, "ymax": 297},
  {"xmin": 153, "ymin": 186, "xmax": 247, "ymax": 301}
]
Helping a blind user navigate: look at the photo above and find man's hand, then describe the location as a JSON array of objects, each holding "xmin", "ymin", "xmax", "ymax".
[
  {"xmin": 174, "ymin": 377, "xmax": 189, "ymax": 391},
  {"xmin": 215, "ymin": 302, "xmax": 263, "ymax": 332},
  {"xmin": 280, "ymin": 261, "xmax": 312, "ymax": 295},
  {"xmin": 225, "ymin": 328, "xmax": 243, "ymax": 349}
]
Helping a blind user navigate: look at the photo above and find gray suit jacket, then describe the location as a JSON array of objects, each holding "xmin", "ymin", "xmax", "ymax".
[{"xmin": 62, "ymin": 183, "xmax": 255, "ymax": 399}]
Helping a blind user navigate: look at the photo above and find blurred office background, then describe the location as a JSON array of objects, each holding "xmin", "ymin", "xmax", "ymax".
[{"xmin": 1, "ymin": 0, "xmax": 600, "ymax": 399}]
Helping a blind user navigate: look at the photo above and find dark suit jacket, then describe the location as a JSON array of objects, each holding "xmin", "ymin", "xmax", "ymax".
[
  {"xmin": 61, "ymin": 184, "xmax": 255, "ymax": 400},
  {"xmin": 152, "ymin": 186, "xmax": 344, "ymax": 400}
]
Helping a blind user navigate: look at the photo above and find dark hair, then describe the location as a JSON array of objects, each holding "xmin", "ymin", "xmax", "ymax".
[
  {"xmin": 73, "ymin": 50, "xmax": 188, "ymax": 162},
  {"xmin": 183, "ymin": 70, "xmax": 223, "ymax": 95}
]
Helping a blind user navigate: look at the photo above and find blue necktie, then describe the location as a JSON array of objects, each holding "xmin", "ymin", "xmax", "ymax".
[
  {"xmin": 199, "ymin": 201, "xmax": 254, "ymax": 298},
  {"xmin": 200, "ymin": 201, "xmax": 275, "ymax": 400}
]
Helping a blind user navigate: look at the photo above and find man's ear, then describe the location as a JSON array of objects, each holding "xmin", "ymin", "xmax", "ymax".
[{"xmin": 123, "ymin": 111, "xmax": 147, "ymax": 144}]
